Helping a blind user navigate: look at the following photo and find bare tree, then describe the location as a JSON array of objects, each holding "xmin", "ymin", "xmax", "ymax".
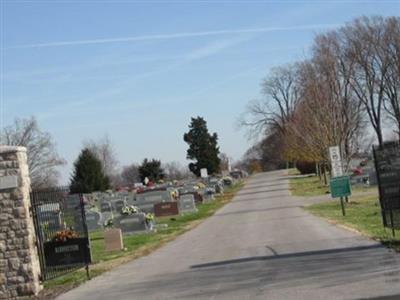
[
  {"xmin": 1, "ymin": 117, "xmax": 65, "ymax": 188},
  {"xmin": 343, "ymin": 16, "xmax": 391, "ymax": 146},
  {"xmin": 381, "ymin": 17, "xmax": 400, "ymax": 137},
  {"xmin": 241, "ymin": 64, "xmax": 301, "ymax": 135},
  {"xmin": 84, "ymin": 135, "xmax": 118, "ymax": 178},
  {"xmin": 163, "ymin": 161, "xmax": 191, "ymax": 180},
  {"xmin": 312, "ymin": 30, "xmax": 365, "ymax": 168},
  {"xmin": 219, "ymin": 153, "xmax": 232, "ymax": 173},
  {"xmin": 120, "ymin": 163, "xmax": 140, "ymax": 186}
]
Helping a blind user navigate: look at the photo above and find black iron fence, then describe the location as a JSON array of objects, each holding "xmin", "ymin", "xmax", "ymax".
[
  {"xmin": 373, "ymin": 140, "xmax": 400, "ymax": 235},
  {"xmin": 30, "ymin": 187, "xmax": 91, "ymax": 281}
]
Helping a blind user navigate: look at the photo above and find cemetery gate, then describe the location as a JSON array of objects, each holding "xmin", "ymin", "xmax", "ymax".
[
  {"xmin": 373, "ymin": 140, "xmax": 400, "ymax": 235},
  {"xmin": 30, "ymin": 187, "xmax": 92, "ymax": 281}
]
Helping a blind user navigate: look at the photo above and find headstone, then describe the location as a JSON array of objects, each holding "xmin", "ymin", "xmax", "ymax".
[
  {"xmin": 38, "ymin": 204, "xmax": 64, "ymax": 230},
  {"xmin": 64, "ymin": 194, "xmax": 81, "ymax": 212},
  {"xmin": 154, "ymin": 202, "xmax": 179, "ymax": 217},
  {"xmin": 85, "ymin": 210, "xmax": 102, "ymax": 232},
  {"xmin": 114, "ymin": 213, "xmax": 147, "ymax": 234},
  {"xmin": 136, "ymin": 190, "xmax": 172, "ymax": 203},
  {"xmin": 180, "ymin": 191, "xmax": 203, "ymax": 204},
  {"xmin": 135, "ymin": 201, "xmax": 155, "ymax": 214},
  {"xmin": 104, "ymin": 228, "xmax": 124, "ymax": 251},
  {"xmin": 113, "ymin": 199, "xmax": 126, "ymax": 214},
  {"xmin": 179, "ymin": 195, "xmax": 197, "ymax": 213},
  {"xmin": 200, "ymin": 168, "xmax": 208, "ymax": 178},
  {"xmin": 100, "ymin": 201, "xmax": 112, "ymax": 213}
]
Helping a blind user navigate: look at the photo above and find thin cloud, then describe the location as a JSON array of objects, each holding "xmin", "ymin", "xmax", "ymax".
[{"xmin": 11, "ymin": 24, "xmax": 339, "ymax": 49}]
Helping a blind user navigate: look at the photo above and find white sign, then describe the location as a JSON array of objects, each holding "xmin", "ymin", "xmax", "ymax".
[
  {"xmin": 329, "ymin": 146, "xmax": 343, "ymax": 177},
  {"xmin": 200, "ymin": 168, "xmax": 208, "ymax": 178},
  {"xmin": 0, "ymin": 176, "xmax": 18, "ymax": 190}
]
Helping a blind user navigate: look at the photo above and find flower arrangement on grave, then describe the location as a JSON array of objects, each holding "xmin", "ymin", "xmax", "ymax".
[
  {"xmin": 145, "ymin": 213, "xmax": 154, "ymax": 222},
  {"xmin": 51, "ymin": 229, "xmax": 79, "ymax": 243},
  {"xmin": 121, "ymin": 205, "xmax": 140, "ymax": 215},
  {"xmin": 145, "ymin": 213, "xmax": 155, "ymax": 230},
  {"xmin": 104, "ymin": 218, "xmax": 114, "ymax": 228},
  {"xmin": 171, "ymin": 190, "xmax": 179, "ymax": 200}
]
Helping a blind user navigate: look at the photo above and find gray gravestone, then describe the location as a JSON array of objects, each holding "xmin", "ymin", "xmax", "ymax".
[
  {"xmin": 85, "ymin": 210, "xmax": 102, "ymax": 232},
  {"xmin": 114, "ymin": 213, "xmax": 147, "ymax": 234},
  {"xmin": 135, "ymin": 201, "xmax": 155, "ymax": 214},
  {"xmin": 179, "ymin": 195, "xmax": 197, "ymax": 213},
  {"xmin": 100, "ymin": 201, "xmax": 112, "ymax": 213},
  {"xmin": 112, "ymin": 199, "xmax": 126, "ymax": 214}
]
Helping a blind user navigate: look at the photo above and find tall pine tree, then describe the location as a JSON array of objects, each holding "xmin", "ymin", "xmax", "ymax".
[
  {"xmin": 70, "ymin": 148, "xmax": 110, "ymax": 193},
  {"xmin": 183, "ymin": 116, "xmax": 221, "ymax": 177}
]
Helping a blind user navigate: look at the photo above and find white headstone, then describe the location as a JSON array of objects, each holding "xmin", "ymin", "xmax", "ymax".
[{"xmin": 200, "ymin": 168, "xmax": 208, "ymax": 178}]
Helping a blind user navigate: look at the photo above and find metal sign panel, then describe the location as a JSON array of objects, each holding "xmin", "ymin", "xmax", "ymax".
[
  {"xmin": 373, "ymin": 141, "xmax": 400, "ymax": 230},
  {"xmin": 329, "ymin": 146, "xmax": 343, "ymax": 177},
  {"xmin": 330, "ymin": 176, "xmax": 351, "ymax": 198}
]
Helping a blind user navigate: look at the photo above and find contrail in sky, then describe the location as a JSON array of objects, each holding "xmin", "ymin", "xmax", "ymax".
[{"xmin": 11, "ymin": 23, "xmax": 339, "ymax": 49}]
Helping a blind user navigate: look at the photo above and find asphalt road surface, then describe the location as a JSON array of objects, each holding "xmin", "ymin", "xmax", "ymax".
[{"xmin": 58, "ymin": 170, "xmax": 400, "ymax": 300}]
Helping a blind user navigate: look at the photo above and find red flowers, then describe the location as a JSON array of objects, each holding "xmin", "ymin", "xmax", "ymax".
[{"xmin": 52, "ymin": 229, "xmax": 79, "ymax": 243}]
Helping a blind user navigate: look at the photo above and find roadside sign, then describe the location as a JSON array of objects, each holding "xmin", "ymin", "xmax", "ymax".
[
  {"xmin": 200, "ymin": 168, "xmax": 208, "ymax": 178},
  {"xmin": 330, "ymin": 176, "xmax": 351, "ymax": 198},
  {"xmin": 329, "ymin": 146, "xmax": 343, "ymax": 177}
]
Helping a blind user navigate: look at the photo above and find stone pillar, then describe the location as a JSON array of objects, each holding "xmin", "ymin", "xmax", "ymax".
[{"xmin": 0, "ymin": 146, "xmax": 42, "ymax": 299}]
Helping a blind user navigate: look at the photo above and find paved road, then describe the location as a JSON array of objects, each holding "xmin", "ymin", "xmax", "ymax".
[{"xmin": 58, "ymin": 171, "xmax": 400, "ymax": 300}]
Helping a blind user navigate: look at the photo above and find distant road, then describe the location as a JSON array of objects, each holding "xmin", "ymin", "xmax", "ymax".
[{"xmin": 58, "ymin": 170, "xmax": 400, "ymax": 300}]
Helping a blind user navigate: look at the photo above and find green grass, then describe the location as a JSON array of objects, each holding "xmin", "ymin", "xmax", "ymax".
[
  {"xmin": 306, "ymin": 194, "xmax": 400, "ymax": 251},
  {"xmin": 290, "ymin": 175, "xmax": 330, "ymax": 197},
  {"xmin": 289, "ymin": 172, "xmax": 379, "ymax": 198},
  {"xmin": 42, "ymin": 182, "xmax": 244, "ymax": 294}
]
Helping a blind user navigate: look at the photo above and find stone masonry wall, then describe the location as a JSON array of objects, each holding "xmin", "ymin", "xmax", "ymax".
[{"xmin": 0, "ymin": 146, "xmax": 42, "ymax": 299}]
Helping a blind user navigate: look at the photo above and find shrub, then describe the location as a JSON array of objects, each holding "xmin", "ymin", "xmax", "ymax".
[{"xmin": 296, "ymin": 161, "xmax": 316, "ymax": 174}]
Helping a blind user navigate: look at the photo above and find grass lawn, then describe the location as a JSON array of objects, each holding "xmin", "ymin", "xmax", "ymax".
[
  {"xmin": 289, "ymin": 174, "xmax": 330, "ymax": 197},
  {"xmin": 289, "ymin": 172, "xmax": 378, "ymax": 197},
  {"xmin": 306, "ymin": 193, "xmax": 400, "ymax": 251},
  {"xmin": 40, "ymin": 182, "xmax": 244, "ymax": 297}
]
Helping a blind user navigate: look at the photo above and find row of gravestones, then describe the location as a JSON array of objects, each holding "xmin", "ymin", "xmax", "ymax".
[
  {"xmin": 84, "ymin": 191, "xmax": 198, "ymax": 234},
  {"xmin": 36, "ymin": 182, "xmax": 219, "ymax": 238}
]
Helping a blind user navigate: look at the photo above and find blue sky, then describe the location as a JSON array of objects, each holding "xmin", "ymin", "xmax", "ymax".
[{"xmin": 1, "ymin": 0, "xmax": 399, "ymax": 183}]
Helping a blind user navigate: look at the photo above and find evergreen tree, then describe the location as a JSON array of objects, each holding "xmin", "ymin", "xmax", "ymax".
[
  {"xmin": 183, "ymin": 116, "xmax": 221, "ymax": 177},
  {"xmin": 138, "ymin": 158, "xmax": 165, "ymax": 183},
  {"xmin": 70, "ymin": 148, "xmax": 110, "ymax": 193}
]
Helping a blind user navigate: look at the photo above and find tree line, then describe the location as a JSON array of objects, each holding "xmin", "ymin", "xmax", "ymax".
[
  {"xmin": 1, "ymin": 115, "xmax": 224, "ymax": 191},
  {"xmin": 241, "ymin": 16, "xmax": 400, "ymax": 175}
]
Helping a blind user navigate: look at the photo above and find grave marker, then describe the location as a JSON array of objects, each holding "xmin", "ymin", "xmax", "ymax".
[
  {"xmin": 104, "ymin": 228, "xmax": 124, "ymax": 251},
  {"xmin": 154, "ymin": 202, "xmax": 179, "ymax": 217},
  {"xmin": 85, "ymin": 210, "xmax": 102, "ymax": 232},
  {"xmin": 179, "ymin": 195, "xmax": 197, "ymax": 213},
  {"xmin": 114, "ymin": 213, "xmax": 147, "ymax": 234}
]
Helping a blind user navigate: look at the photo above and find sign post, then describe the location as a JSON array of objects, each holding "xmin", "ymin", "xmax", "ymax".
[
  {"xmin": 329, "ymin": 146, "xmax": 350, "ymax": 216},
  {"xmin": 330, "ymin": 176, "xmax": 351, "ymax": 216}
]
